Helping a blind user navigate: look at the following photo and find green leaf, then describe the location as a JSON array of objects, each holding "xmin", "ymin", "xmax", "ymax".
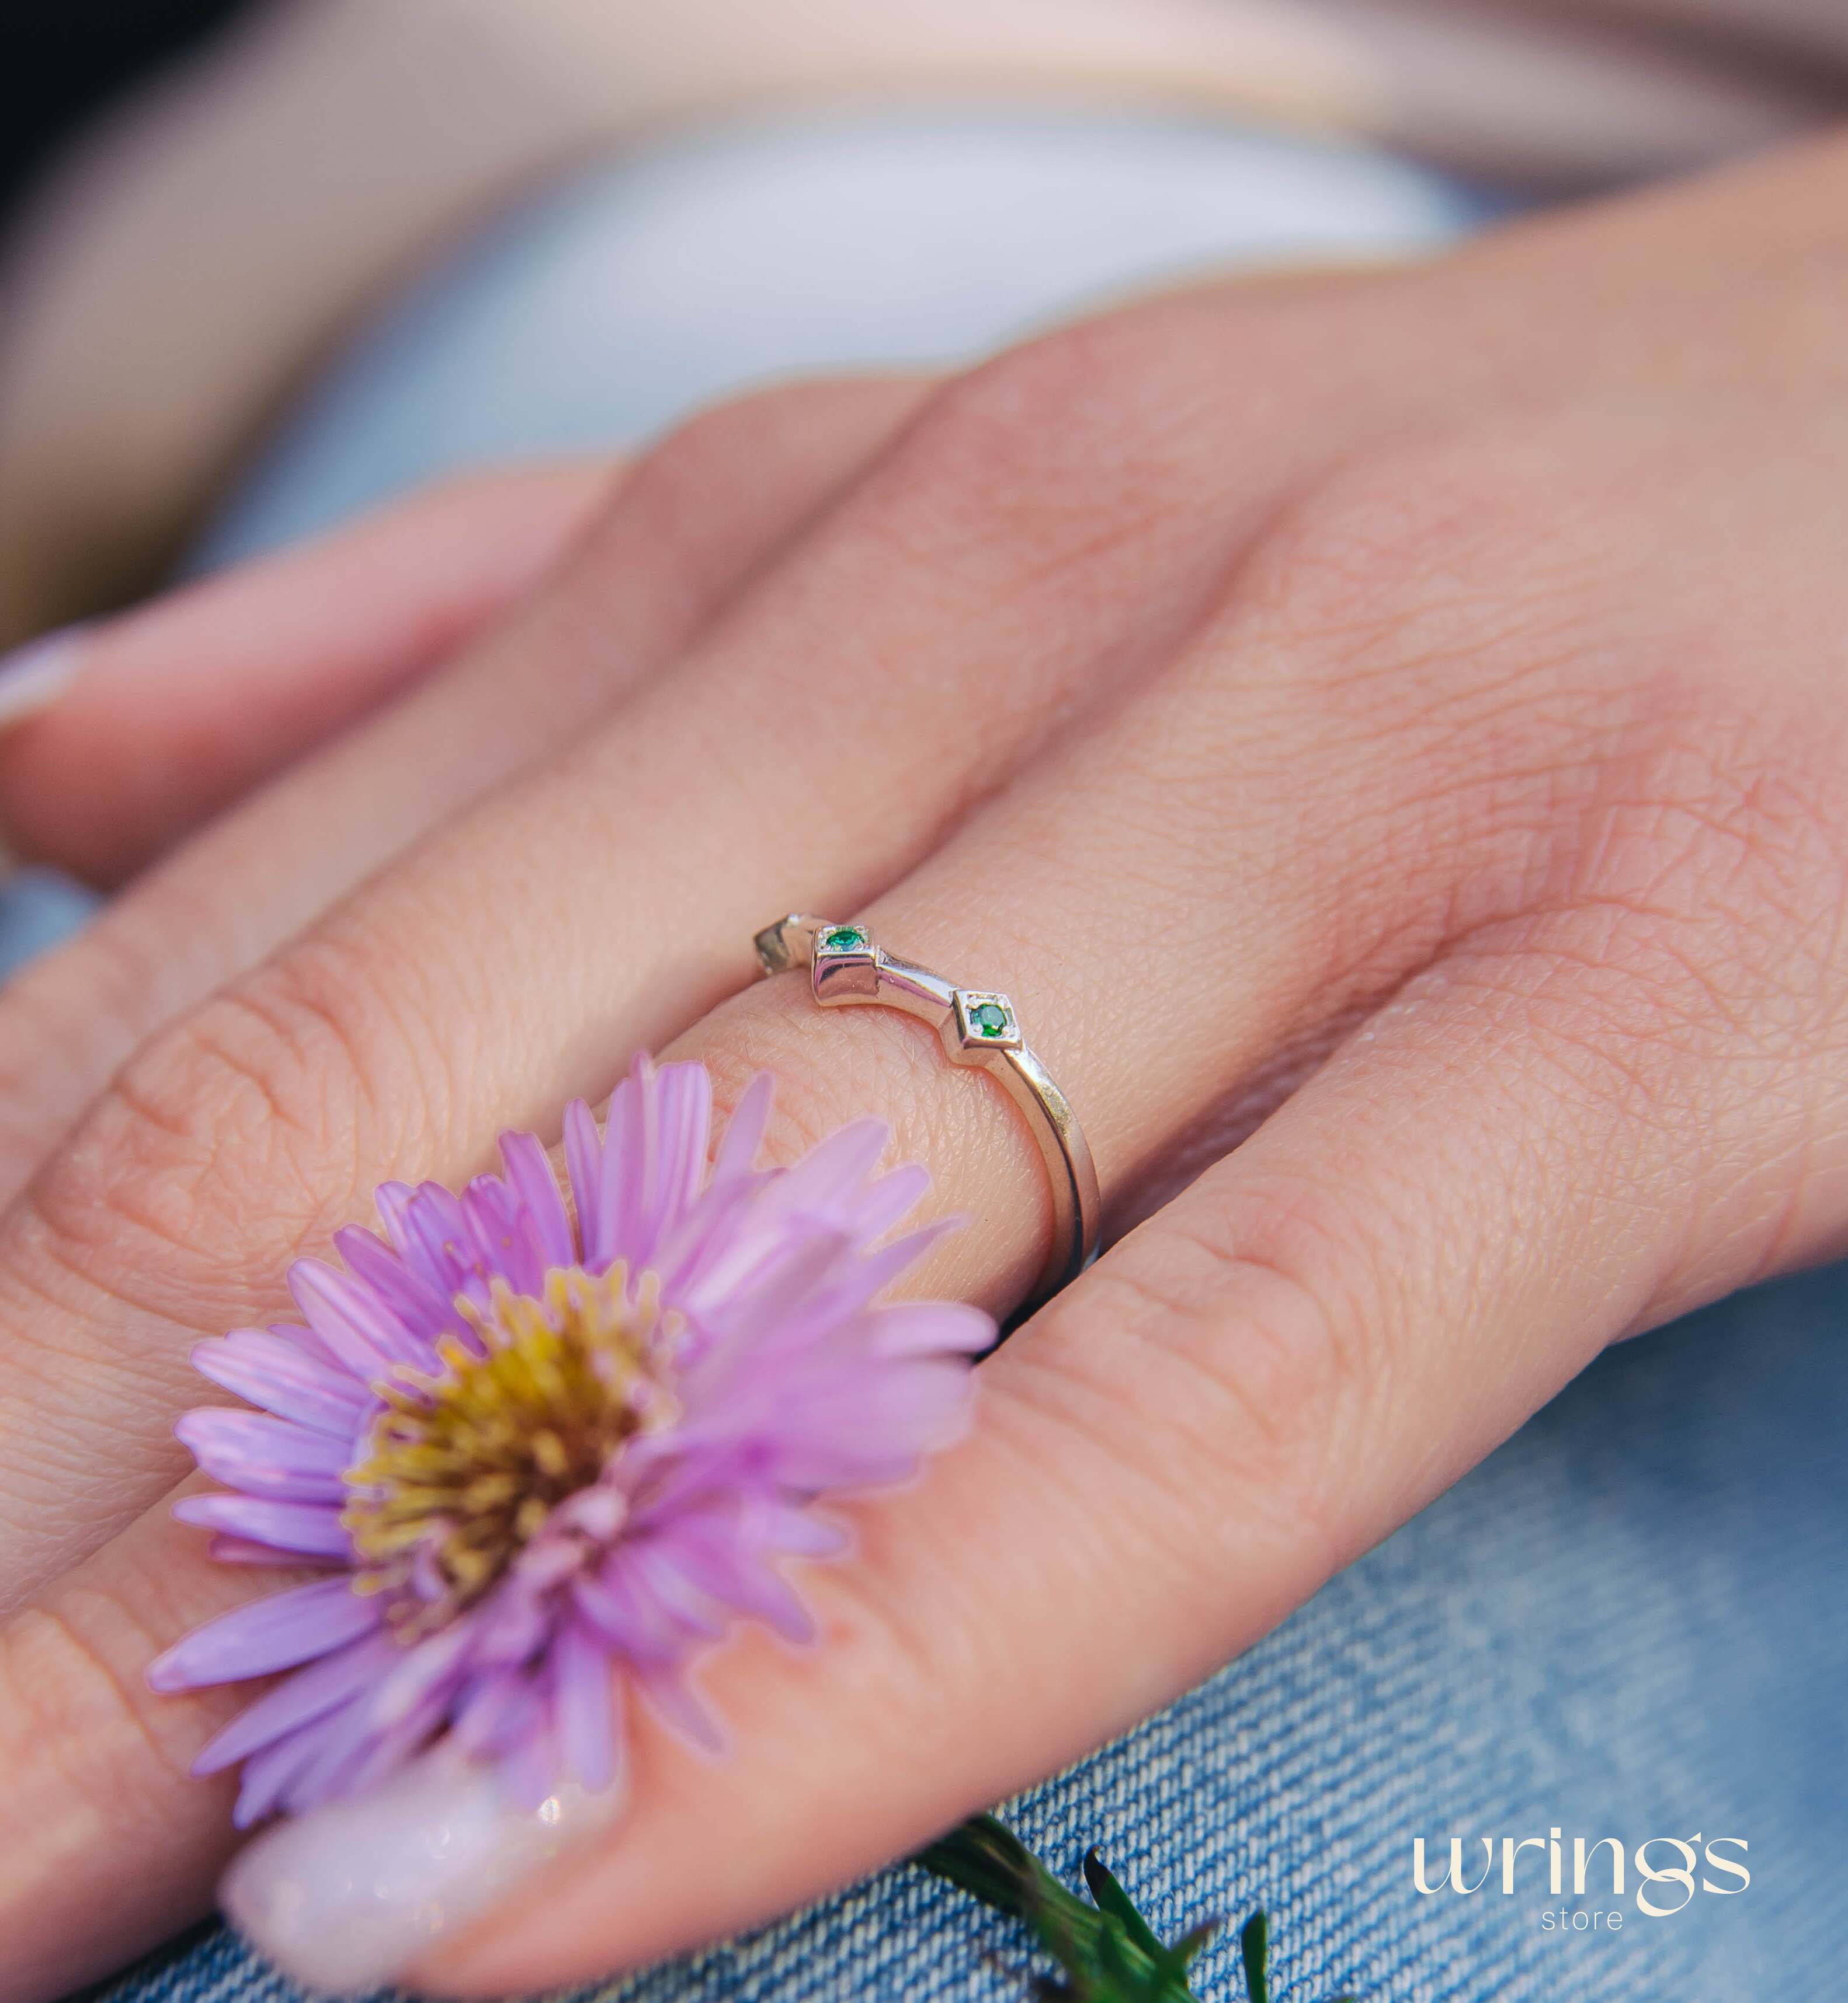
[
  {"xmin": 1082, "ymin": 1849, "xmax": 1169, "ymax": 1964},
  {"xmin": 915, "ymin": 1813, "xmax": 1045, "ymax": 1921},
  {"xmin": 1093, "ymin": 1915, "xmax": 1152, "ymax": 1991},
  {"xmin": 1241, "ymin": 1911, "xmax": 1270, "ymax": 2003},
  {"xmin": 914, "ymin": 1815, "xmax": 1218, "ymax": 2003}
]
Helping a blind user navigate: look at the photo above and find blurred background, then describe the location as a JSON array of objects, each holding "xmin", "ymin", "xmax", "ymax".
[
  {"xmin": 2, "ymin": 2, "xmax": 252, "ymax": 220},
  {"xmin": 5, "ymin": 0, "xmax": 1847, "ymax": 654}
]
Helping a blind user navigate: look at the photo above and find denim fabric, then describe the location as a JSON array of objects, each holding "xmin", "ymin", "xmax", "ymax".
[
  {"xmin": 30, "ymin": 110, "xmax": 1840, "ymax": 2002},
  {"xmin": 0, "ymin": 867, "xmax": 98, "ymax": 983}
]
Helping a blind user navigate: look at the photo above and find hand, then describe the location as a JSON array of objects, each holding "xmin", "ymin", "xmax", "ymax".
[{"xmin": 6, "ymin": 133, "xmax": 1848, "ymax": 2001}]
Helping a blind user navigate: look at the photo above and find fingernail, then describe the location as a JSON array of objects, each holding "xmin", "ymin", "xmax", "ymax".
[
  {"xmin": 0, "ymin": 626, "xmax": 86, "ymax": 732},
  {"xmin": 220, "ymin": 1746, "xmax": 625, "ymax": 1997}
]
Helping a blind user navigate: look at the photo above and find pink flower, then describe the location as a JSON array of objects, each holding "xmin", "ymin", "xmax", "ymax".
[{"xmin": 150, "ymin": 1057, "xmax": 991, "ymax": 1825}]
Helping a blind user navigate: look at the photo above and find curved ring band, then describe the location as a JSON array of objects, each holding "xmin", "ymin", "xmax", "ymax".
[{"xmin": 753, "ymin": 914, "xmax": 1101, "ymax": 1313}]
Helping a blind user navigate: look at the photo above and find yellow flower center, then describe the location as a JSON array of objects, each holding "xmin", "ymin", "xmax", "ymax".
[{"xmin": 342, "ymin": 1263, "xmax": 676, "ymax": 1634}]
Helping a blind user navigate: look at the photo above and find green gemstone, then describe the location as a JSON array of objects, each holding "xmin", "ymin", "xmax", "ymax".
[
  {"xmin": 822, "ymin": 925, "xmax": 867, "ymax": 953},
  {"xmin": 970, "ymin": 1002, "xmax": 1011, "ymax": 1038}
]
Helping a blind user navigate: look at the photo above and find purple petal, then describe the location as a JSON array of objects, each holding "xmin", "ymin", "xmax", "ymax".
[
  {"xmin": 710, "ymin": 1071, "xmax": 773, "ymax": 1187},
  {"xmin": 756, "ymin": 1119, "xmax": 888, "ymax": 1232},
  {"xmin": 276, "ymin": 1686, "xmax": 400, "ymax": 1815},
  {"xmin": 867, "ymin": 1301, "xmax": 997, "ymax": 1358},
  {"xmin": 562, "ymin": 1099, "xmax": 603, "ymax": 1265},
  {"xmin": 233, "ymin": 1713, "xmax": 350, "ymax": 1827},
  {"xmin": 809, "ymin": 1216, "xmax": 964, "ymax": 1324},
  {"xmin": 621, "ymin": 1542, "xmax": 727, "ymax": 1640},
  {"xmin": 469, "ymin": 1582, "xmax": 552, "ymax": 1668},
  {"xmin": 758, "ymin": 1503, "xmax": 852, "ymax": 1560},
  {"xmin": 374, "ymin": 1181, "xmax": 482, "ymax": 1329},
  {"xmin": 208, "ymin": 1533, "xmax": 318, "ymax": 1567},
  {"xmin": 499, "ymin": 1708, "xmax": 563, "ymax": 1811},
  {"xmin": 572, "ymin": 1563, "xmax": 704, "ymax": 1663},
  {"xmin": 147, "ymin": 1577, "xmax": 380, "ymax": 1692},
  {"xmin": 589, "ymin": 1069, "xmax": 644, "ymax": 1269},
  {"xmin": 193, "ymin": 1628, "xmax": 399, "ymax": 1775},
  {"xmin": 332, "ymin": 1225, "xmax": 453, "ymax": 1343},
  {"xmin": 643, "ymin": 1060, "xmax": 713, "ymax": 1255},
  {"xmin": 452, "ymin": 1668, "xmax": 544, "ymax": 1758},
  {"xmin": 372, "ymin": 1618, "xmax": 478, "ymax": 1728},
  {"xmin": 678, "ymin": 1226, "xmax": 849, "ymax": 1348},
  {"xmin": 459, "ymin": 1172, "xmax": 544, "ymax": 1297},
  {"xmin": 651, "ymin": 1173, "xmax": 759, "ymax": 1307},
  {"xmin": 552, "ymin": 1617, "xmax": 619, "ymax": 1792},
  {"xmin": 286, "ymin": 1258, "xmax": 417, "ymax": 1374},
  {"xmin": 175, "ymin": 1408, "xmax": 352, "ymax": 1504},
  {"xmin": 335, "ymin": 1683, "xmax": 457, "ymax": 1804},
  {"xmin": 633, "ymin": 1661, "xmax": 725, "ymax": 1754},
  {"xmin": 743, "ymin": 1357, "xmax": 974, "ymax": 1488},
  {"xmin": 173, "ymin": 1494, "xmax": 350, "ymax": 1560},
  {"xmin": 662, "ymin": 1521, "xmax": 815, "ymax": 1644},
  {"xmin": 843, "ymin": 1160, "xmax": 932, "ymax": 1242},
  {"xmin": 190, "ymin": 1329, "xmax": 371, "ymax": 1436},
  {"xmin": 500, "ymin": 1129, "xmax": 575, "ymax": 1270}
]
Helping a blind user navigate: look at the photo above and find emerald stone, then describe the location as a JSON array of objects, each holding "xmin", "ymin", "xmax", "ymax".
[
  {"xmin": 822, "ymin": 925, "xmax": 867, "ymax": 953},
  {"xmin": 970, "ymin": 1002, "xmax": 1011, "ymax": 1038}
]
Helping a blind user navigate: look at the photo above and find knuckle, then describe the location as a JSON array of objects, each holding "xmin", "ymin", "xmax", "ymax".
[
  {"xmin": 1236, "ymin": 420, "xmax": 1620, "ymax": 711},
  {"xmin": 871, "ymin": 318, "xmax": 1210, "ymax": 584},
  {"xmin": 1016, "ymin": 1175, "xmax": 1380, "ymax": 1574},
  {"xmin": 616, "ymin": 376, "xmax": 925, "ymax": 544},
  {"xmin": 622, "ymin": 386, "xmax": 810, "ymax": 512},
  {"xmin": 1578, "ymin": 709, "xmax": 1847, "ymax": 977},
  {"xmin": 28, "ymin": 937, "xmax": 410, "ymax": 1322},
  {"xmin": 638, "ymin": 379, "xmax": 883, "ymax": 489},
  {"xmin": 567, "ymin": 377, "xmax": 926, "ymax": 631},
  {"xmin": 1190, "ymin": 428, "xmax": 1632, "ymax": 942},
  {"xmin": 1482, "ymin": 705, "xmax": 1848, "ymax": 1100}
]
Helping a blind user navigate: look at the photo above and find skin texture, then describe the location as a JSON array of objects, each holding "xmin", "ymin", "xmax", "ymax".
[{"xmin": 5, "ymin": 130, "xmax": 1848, "ymax": 2000}]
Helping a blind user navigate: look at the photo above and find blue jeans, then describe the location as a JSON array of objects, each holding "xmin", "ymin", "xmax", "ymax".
[{"xmin": 41, "ymin": 110, "xmax": 1842, "ymax": 2000}]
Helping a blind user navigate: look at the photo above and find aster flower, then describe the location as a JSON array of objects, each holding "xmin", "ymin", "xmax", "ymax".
[{"xmin": 149, "ymin": 1056, "xmax": 992, "ymax": 1827}]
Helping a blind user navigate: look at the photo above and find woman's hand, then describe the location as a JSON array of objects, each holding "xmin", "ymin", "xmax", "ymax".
[{"xmin": 6, "ymin": 132, "xmax": 1848, "ymax": 2000}]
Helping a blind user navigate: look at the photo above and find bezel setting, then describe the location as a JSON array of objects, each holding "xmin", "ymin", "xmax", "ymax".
[
  {"xmin": 755, "ymin": 907, "xmax": 1099, "ymax": 1306},
  {"xmin": 811, "ymin": 920, "xmax": 881, "ymax": 1004},
  {"xmin": 950, "ymin": 988, "xmax": 1022, "ymax": 1053}
]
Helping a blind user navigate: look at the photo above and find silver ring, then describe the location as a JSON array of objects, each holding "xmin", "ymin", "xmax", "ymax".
[{"xmin": 753, "ymin": 914, "xmax": 1100, "ymax": 1313}]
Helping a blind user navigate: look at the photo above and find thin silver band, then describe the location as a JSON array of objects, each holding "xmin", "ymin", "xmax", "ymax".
[{"xmin": 753, "ymin": 914, "xmax": 1100, "ymax": 1311}]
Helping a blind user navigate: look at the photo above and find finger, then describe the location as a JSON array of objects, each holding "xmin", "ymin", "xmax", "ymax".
[
  {"xmin": 0, "ymin": 466, "xmax": 616, "ymax": 886},
  {"xmin": 10, "ymin": 173, "xmax": 1848, "ymax": 1994},
  {"xmin": 13, "ymin": 667, "xmax": 1832, "ymax": 2000},
  {"xmin": 0, "ymin": 266, "xmax": 1515, "ymax": 1568},
  {"xmin": 0, "ymin": 378, "xmax": 935, "ymax": 1208},
  {"xmin": 0, "ymin": 411, "xmax": 1537, "ymax": 1988},
  {"xmin": 0, "ymin": 1490, "xmax": 269, "ymax": 2001},
  {"xmin": 0, "ymin": 324, "xmax": 1314, "ymax": 1600},
  {"xmin": 0, "ymin": 316, "xmax": 1415, "ymax": 1991},
  {"xmin": 8, "ymin": 400, "xmax": 1843, "ymax": 1991},
  {"xmin": 201, "ymin": 408, "xmax": 1848, "ymax": 1991},
  {"xmin": 417, "ymin": 866, "xmax": 1848, "ymax": 1998}
]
